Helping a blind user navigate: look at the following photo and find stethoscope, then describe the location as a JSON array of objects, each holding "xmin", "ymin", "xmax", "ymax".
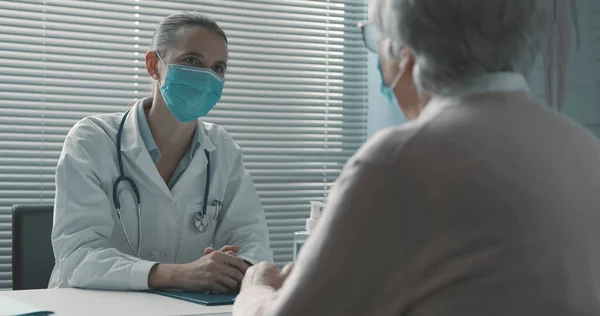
[{"xmin": 112, "ymin": 109, "xmax": 216, "ymax": 258}]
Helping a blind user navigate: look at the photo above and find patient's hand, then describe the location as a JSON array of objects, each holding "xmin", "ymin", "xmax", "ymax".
[{"xmin": 240, "ymin": 261, "xmax": 293, "ymax": 292}]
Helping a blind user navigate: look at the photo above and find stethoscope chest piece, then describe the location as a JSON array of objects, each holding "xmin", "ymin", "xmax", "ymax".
[{"xmin": 195, "ymin": 212, "xmax": 208, "ymax": 232}]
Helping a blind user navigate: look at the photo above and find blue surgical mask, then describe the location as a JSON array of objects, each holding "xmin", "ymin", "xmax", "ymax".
[
  {"xmin": 157, "ymin": 54, "xmax": 224, "ymax": 122},
  {"xmin": 377, "ymin": 60, "xmax": 402, "ymax": 108}
]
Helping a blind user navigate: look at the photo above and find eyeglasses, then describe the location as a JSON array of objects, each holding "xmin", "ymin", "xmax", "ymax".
[{"xmin": 358, "ymin": 20, "xmax": 380, "ymax": 53}]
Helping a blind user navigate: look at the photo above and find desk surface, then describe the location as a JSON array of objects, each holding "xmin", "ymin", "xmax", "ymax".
[{"xmin": 1, "ymin": 288, "xmax": 232, "ymax": 316}]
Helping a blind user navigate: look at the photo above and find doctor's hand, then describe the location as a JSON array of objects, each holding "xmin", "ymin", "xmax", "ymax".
[
  {"xmin": 204, "ymin": 245, "xmax": 240, "ymax": 257},
  {"xmin": 180, "ymin": 251, "xmax": 249, "ymax": 293},
  {"xmin": 240, "ymin": 261, "xmax": 293, "ymax": 292},
  {"xmin": 149, "ymin": 251, "xmax": 248, "ymax": 293}
]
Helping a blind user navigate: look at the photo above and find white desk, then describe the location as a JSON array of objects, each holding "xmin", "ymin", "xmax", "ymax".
[{"xmin": 1, "ymin": 289, "xmax": 232, "ymax": 316}]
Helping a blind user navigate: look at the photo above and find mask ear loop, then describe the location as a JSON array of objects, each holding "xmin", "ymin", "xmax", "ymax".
[
  {"xmin": 389, "ymin": 66, "xmax": 403, "ymax": 90},
  {"xmin": 154, "ymin": 52, "xmax": 167, "ymax": 90},
  {"xmin": 387, "ymin": 42, "xmax": 405, "ymax": 90},
  {"xmin": 155, "ymin": 52, "xmax": 167, "ymax": 66}
]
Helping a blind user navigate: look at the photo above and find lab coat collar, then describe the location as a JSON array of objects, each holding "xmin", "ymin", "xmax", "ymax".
[
  {"xmin": 120, "ymin": 99, "xmax": 145, "ymax": 154},
  {"xmin": 118, "ymin": 99, "xmax": 169, "ymax": 197},
  {"xmin": 119, "ymin": 98, "xmax": 216, "ymax": 199},
  {"xmin": 120, "ymin": 97, "xmax": 217, "ymax": 154},
  {"xmin": 195, "ymin": 119, "xmax": 217, "ymax": 153},
  {"xmin": 136, "ymin": 98, "xmax": 160, "ymax": 163}
]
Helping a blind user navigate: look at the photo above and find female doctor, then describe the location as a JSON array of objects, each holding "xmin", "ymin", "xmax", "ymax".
[{"xmin": 48, "ymin": 12, "xmax": 272, "ymax": 293}]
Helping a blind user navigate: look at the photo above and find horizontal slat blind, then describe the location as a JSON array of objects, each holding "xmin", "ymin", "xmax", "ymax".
[{"xmin": 0, "ymin": 0, "xmax": 367, "ymax": 289}]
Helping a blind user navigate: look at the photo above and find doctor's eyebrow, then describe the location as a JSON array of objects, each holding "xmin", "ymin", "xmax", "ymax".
[{"xmin": 177, "ymin": 51, "xmax": 205, "ymax": 59}]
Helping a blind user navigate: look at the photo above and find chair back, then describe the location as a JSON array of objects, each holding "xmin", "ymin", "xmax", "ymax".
[{"xmin": 11, "ymin": 204, "xmax": 55, "ymax": 290}]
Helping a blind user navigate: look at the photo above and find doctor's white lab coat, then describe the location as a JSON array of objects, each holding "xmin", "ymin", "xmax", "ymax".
[{"xmin": 48, "ymin": 101, "xmax": 272, "ymax": 290}]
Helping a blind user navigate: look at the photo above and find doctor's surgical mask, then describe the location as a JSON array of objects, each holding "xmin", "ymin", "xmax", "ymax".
[{"xmin": 156, "ymin": 53, "xmax": 225, "ymax": 123}]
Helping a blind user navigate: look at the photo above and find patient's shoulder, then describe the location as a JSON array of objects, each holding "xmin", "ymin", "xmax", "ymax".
[{"xmin": 352, "ymin": 121, "xmax": 424, "ymax": 166}]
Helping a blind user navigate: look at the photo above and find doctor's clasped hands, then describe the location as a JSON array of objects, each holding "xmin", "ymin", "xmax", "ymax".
[{"xmin": 149, "ymin": 245, "xmax": 249, "ymax": 293}]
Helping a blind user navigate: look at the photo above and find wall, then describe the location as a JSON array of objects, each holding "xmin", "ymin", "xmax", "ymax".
[
  {"xmin": 527, "ymin": 0, "xmax": 600, "ymax": 137},
  {"xmin": 367, "ymin": 0, "xmax": 600, "ymax": 138}
]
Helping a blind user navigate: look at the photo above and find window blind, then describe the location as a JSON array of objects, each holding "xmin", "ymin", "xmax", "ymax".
[{"xmin": 0, "ymin": 0, "xmax": 368, "ymax": 289}]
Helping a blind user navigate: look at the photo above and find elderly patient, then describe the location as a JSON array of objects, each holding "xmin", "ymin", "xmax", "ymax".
[{"xmin": 233, "ymin": 0, "xmax": 600, "ymax": 315}]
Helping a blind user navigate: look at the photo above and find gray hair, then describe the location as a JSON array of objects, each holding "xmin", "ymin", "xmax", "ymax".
[
  {"xmin": 372, "ymin": 0, "xmax": 547, "ymax": 94},
  {"xmin": 151, "ymin": 11, "xmax": 227, "ymax": 57}
]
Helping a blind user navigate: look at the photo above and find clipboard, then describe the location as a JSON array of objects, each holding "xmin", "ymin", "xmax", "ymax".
[{"xmin": 151, "ymin": 291, "xmax": 237, "ymax": 306}]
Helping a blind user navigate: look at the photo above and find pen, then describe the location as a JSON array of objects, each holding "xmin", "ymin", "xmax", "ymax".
[{"xmin": 212, "ymin": 200, "xmax": 222, "ymax": 220}]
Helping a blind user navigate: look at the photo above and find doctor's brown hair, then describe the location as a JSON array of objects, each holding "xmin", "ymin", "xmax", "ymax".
[{"xmin": 151, "ymin": 11, "xmax": 227, "ymax": 56}]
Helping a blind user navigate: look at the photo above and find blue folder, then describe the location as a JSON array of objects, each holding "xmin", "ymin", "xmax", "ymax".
[
  {"xmin": 0, "ymin": 295, "xmax": 54, "ymax": 316},
  {"xmin": 151, "ymin": 291, "xmax": 237, "ymax": 306}
]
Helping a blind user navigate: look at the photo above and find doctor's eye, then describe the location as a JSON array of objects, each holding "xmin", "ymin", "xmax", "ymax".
[
  {"xmin": 213, "ymin": 65, "xmax": 225, "ymax": 74},
  {"xmin": 183, "ymin": 56, "xmax": 200, "ymax": 66}
]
